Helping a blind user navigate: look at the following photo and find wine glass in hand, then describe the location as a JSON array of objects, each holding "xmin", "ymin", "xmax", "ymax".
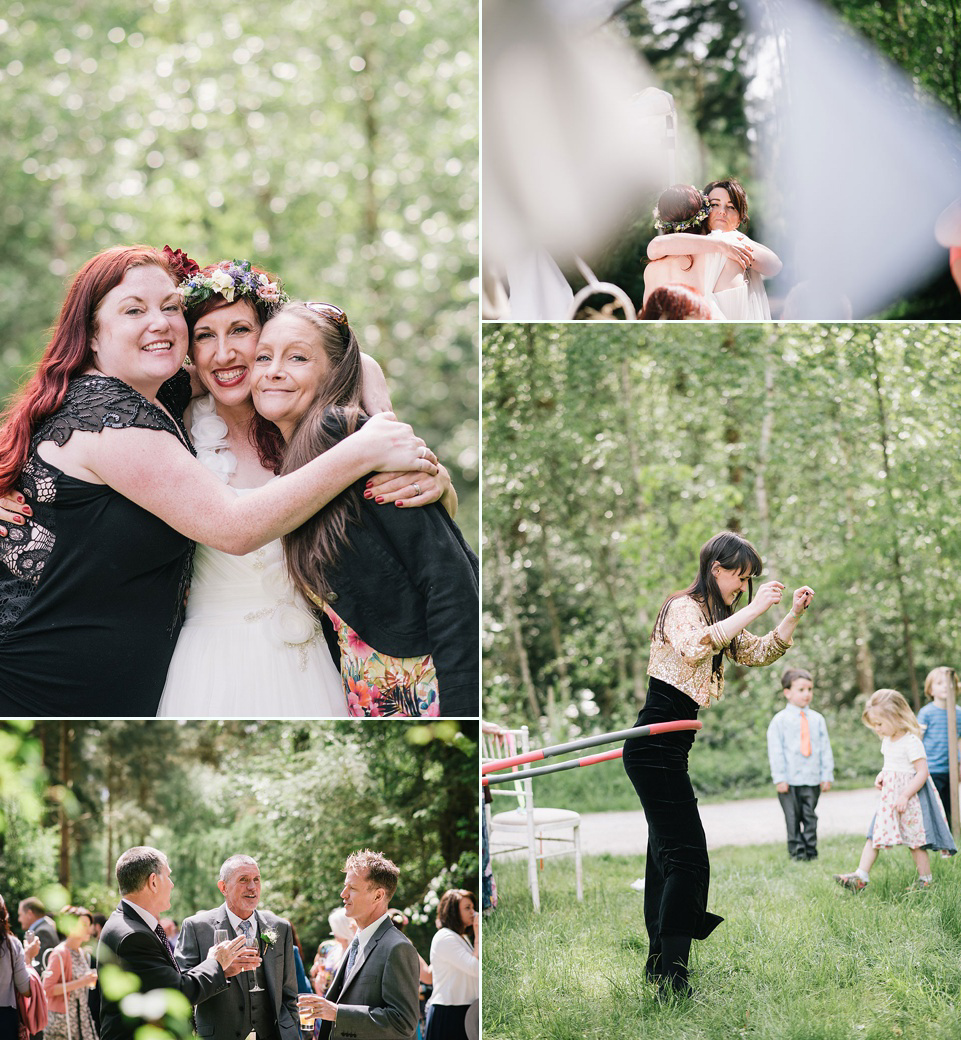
[
  {"xmin": 214, "ymin": 929, "xmax": 231, "ymax": 985},
  {"xmin": 246, "ymin": 929, "xmax": 264, "ymax": 992}
]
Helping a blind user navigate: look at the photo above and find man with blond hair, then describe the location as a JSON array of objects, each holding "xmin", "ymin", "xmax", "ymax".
[{"xmin": 298, "ymin": 850, "xmax": 419, "ymax": 1039}]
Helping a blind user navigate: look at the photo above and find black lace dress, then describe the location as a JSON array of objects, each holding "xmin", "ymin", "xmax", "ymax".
[{"xmin": 0, "ymin": 372, "xmax": 195, "ymax": 716}]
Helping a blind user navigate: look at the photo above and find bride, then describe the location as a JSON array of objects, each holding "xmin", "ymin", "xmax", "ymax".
[
  {"xmin": 646, "ymin": 178, "xmax": 782, "ymax": 320},
  {"xmin": 156, "ymin": 258, "xmax": 455, "ymax": 716}
]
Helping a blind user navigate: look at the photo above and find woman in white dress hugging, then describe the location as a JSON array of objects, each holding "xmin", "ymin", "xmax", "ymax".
[
  {"xmin": 157, "ymin": 257, "xmax": 455, "ymax": 717},
  {"xmin": 646, "ymin": 178, "xmax": 782, "ymax": 319}
]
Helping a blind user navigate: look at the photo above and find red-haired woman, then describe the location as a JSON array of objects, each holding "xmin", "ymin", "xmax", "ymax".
[
  {"xmin": 426, "ymin": 890, "xmax": 478, "ymax": 1040},
  {"xmin": 0, "ymin": 246, "xmax": 435, "ymax": 715}
]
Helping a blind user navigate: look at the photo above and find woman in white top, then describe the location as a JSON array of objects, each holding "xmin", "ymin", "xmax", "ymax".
[
  {"xmin": 426, "ymin": 890, "xmax": 478, "ymax": 1040},
  {"xmin": 0, "ymin": 893, "xmax": 38, "ymax": 1036}
]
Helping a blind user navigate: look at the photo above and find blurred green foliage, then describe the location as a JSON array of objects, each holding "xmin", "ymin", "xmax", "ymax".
[{"xmin": 0, "ymin": 0, "xmax": 478, "ymax": 543}]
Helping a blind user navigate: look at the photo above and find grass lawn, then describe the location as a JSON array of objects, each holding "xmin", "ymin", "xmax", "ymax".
[{"xmin": 482, "ymin": 839, "xmax": 961, "ymax": 1040}]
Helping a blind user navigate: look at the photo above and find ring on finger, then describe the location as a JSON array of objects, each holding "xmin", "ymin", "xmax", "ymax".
[{"xmin": 412, "ymin": 482, "xmax": 422, "ymax": 496}]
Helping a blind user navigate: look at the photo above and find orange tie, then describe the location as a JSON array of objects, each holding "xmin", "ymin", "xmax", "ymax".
[{"xmin": 800, "ymin": 709, "xmax": 812, "ymax": 757}]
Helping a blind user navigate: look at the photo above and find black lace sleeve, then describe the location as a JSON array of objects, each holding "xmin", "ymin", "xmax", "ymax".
[
  {"xmin": 158, "ymin": 368, "xmax": 193, "ymax": 421},
  {"xmin": 35, "ymin": 374, "xmax": 195, "ymax": 454}
]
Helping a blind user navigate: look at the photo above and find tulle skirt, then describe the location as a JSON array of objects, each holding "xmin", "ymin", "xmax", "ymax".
[{"xmin": 157, "ymin": 537, "xmax": 348, "ymax": 717}]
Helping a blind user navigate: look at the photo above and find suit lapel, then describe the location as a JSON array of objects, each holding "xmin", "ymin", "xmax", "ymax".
[{"xmin": 340, "ymin": 919, "xmax": 388, "ymax": 998}]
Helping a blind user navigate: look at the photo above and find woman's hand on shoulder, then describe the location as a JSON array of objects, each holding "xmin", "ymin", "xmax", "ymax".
[
  {"xmin": 0, "ymin": 492, "xmax": 29, "ymax": 535},
  {"xmin": 355, "ymin": 412, "xmax": 439, "ymax": 476},
  {"xmin": 366, "ymin": 462, "xmax": 456, "ymax": 513},
  {"xmin": 715, "ymin": 234, "xmax": 753, "ymax": 269}
]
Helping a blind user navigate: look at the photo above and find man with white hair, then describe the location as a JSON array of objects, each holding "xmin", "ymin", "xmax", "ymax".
[{"xmin": 177, "ymin": 854, "xmax": 299, "ymax": 1040}]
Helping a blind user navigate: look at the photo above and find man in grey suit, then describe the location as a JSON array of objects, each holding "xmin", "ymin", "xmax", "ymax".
[
  {"xmin": 177, "ymin": 854, "xmax": 299, "ymax": 1040},
  {"xmin": 298, "ymin": 850, "xmax": 419, "ymax": 1040}
]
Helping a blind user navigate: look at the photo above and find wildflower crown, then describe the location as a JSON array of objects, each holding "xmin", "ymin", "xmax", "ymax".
[
  {"xmin": 653, "ymin": 194, "xmax": 711, "ymax": 233},
  {"xmin": 178, "ymin": 259, "xmax": 289, "ymax": 316}
]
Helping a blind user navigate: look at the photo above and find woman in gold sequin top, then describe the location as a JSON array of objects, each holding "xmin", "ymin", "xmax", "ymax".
[{"xmin": 623, "ymin": 531, "xmax": 814, "ymax": 995}]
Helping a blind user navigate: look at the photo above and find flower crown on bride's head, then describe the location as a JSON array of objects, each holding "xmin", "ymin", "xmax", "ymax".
[
  {"xmin": 653, "ymin": 194, "xmax": 711, "ymax": 233},
  {"xmin": 177, "ymin": 259, "xmax": 290, "ymax": 316}
]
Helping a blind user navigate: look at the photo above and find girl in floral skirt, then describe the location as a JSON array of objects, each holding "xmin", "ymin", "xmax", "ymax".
[{"xmin": 835, "ymin": 688, "xmax": 956, "ymax": 893}]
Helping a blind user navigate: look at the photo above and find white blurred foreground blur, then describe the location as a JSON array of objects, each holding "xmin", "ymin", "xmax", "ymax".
[{"xmin": 483, "ymin": 0, "xmax": 961, "ymax": 319}]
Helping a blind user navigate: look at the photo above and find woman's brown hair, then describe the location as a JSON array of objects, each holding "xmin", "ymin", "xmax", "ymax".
[{"xmin": 266, "ymin": 303, "xmax": 367, "ymax": 603}]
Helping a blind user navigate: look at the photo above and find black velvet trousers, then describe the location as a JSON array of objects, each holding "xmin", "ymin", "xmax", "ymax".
[{"xmin": 623, "ymin": 677, "xmax": 723, "ymax": 977}]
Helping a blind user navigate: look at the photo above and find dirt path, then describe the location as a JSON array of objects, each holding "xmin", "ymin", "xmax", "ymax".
[{"xmin": 578, "ymin": 786, "xmax": 878, "ymax": 856}]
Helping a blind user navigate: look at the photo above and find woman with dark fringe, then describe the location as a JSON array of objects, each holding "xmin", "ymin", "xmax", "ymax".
[{"xmin": 623, "ymin": 531, "xmax": 814, "ymax": 995}]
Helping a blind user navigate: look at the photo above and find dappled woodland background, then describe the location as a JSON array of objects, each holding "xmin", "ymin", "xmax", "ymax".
[
  {"xmin": 0, "ymin": 0, "xmax": 478, "ymax": 541},
  {"xmin": 0, "ymin": 720, "xmax": 477, "ymax": 958},
  {"xmin": 483, "ymin": 323, "xmax": 961, "ymax": 794},
  {"xmin": 590, "ymin": 0, "xmax": 961, "ymax": 317}
]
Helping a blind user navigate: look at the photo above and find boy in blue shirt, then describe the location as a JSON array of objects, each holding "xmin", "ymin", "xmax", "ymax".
[
  {"xmin": 918, "ymin": 666, "xmax": 961, "ymax": 823},
  {"xmin": 767, "ymin": 668, "xmax": 834, "ymax": 860}
]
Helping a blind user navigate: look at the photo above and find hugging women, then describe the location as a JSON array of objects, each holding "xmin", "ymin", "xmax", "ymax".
[{"xmin": 0, "ymin": 245, "xmax": 477, "ymax": 717}]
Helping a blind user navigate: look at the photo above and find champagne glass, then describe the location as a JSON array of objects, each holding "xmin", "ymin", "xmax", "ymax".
[
  {"xmin": 246, "ymin": 929, "xmax": 264, "ymax": 992},
  {"xmin": 214, "ymin": 929, "xmax": 231, "ymax": 985}
]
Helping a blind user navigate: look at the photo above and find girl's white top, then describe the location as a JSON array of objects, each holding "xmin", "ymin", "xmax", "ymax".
[{"xmin": 881, "ymin": 732, "xmax": 926, "ymax": 773}]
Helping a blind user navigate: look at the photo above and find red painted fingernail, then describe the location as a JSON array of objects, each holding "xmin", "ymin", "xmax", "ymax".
[
  {"xmin": 365, "ymin": 479, "xmax": 373, "ymax": 488},
  {"xmin": 21, "ymin": 505, "xmax": 31, "ymax": 515},
  {"xmin": 396, "ymin": 501, "xmax": 404, "ymax": 507},
  {"xmin": 0, "ymin": 528, "xmax": 6, "ymax": 537},
  {"xmin": 14, "ymin": 516, "xmax": 24, "ymax": 525},
  {"xmin": 374, "ymin": 496, "xmax": 384, "ymax": 504},
  {"xmin": 363, "ymin": 490, "xmax": 373, "ymax": 499},
  {"xmin": 16, "ymin": 495, "xmax": 24, "ymax": 503}
]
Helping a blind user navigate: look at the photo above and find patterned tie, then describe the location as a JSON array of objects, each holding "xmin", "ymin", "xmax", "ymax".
[
  {"xmin": 343, "ymin": 937, "xmax": 360, "ymax": 980},
  {"xmin": 154, "ymin": 922, "xmax": 179, "ymax": 970},
  {"xmin": 800, "ymin": 709, "xmax": 812, "ymax": 757}
]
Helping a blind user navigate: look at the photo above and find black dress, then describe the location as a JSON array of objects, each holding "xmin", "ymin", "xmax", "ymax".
[{"xmin": 0, "ymin": 372, "xmax": 195, "ymax": 716}]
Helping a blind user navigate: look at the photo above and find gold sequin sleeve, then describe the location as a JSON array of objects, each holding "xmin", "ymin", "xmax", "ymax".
[
  {"xmin": 727, "ymin": 625, "xmax": 793, "ymax": 666},
  {"xmin": 660, "ymin": 595, "xmax": 723, "ymax": 660}
]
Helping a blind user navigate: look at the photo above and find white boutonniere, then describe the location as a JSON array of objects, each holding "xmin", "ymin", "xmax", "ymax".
[{"xmin": 260, "ymin": 928, "xmax": 279, "ymax": 948}]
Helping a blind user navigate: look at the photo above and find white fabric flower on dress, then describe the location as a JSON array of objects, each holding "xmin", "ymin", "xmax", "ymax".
[
  {"xmin": 190, "ymin": 396, "xmax": 237, "ymax": 484},
  {"xmin": 269, "ymin": 603, "xmax": 318, "ymax": 645}
]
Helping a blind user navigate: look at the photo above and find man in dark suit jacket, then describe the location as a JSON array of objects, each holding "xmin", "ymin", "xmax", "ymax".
[
  {"xmin": 298, "ymin": 850, "xmax": 419, "ymax": 1040},
  {"xmin": 18, "ymin": 897, "xmax": 59, "ymax": 970},
  {"xmin": 98, "ymin": 845, "xmax": 246, "ymax": 1040},
  {"xmin": 177, "ymin": 854, "xmax": 299, "ymax": 1040}
]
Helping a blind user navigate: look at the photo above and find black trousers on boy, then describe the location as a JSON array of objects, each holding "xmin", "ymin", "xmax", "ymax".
[{"xmin": 777, "ymin": 783, "xmax": 820, "ymax": 859}]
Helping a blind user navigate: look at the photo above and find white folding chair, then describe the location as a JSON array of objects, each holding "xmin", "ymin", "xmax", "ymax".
[{"xmin": 483, "ymin": 726, "xmax": 583, "ymax": 912}]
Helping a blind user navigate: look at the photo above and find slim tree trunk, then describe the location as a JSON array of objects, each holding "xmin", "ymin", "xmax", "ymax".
[
  {"xmin": 868, "ymin": 341, "xmax": 920, "ymax": 709},
  {"xmin": 754, "ymin": 347, "xmax": 776, "ymax": 567},
  {"xmin": 58, "ymin": 722, "xmax": 70, "ymax": 888},
  {"xmin": 492, "ymin": 528, "xmax": 541, "ymax": 720},
  {"xmin": 834, "ymin": 414, "xmax": 876, "ymax": 700}
]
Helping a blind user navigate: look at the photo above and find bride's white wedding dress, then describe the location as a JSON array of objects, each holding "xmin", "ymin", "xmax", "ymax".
[
  {"xmin": 156, "ymin": 396, "xmax": 347, "ymax": 717},
  {"xmin": 703, "ymin": 231, "xmax": 773, "ymax": 320}
]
